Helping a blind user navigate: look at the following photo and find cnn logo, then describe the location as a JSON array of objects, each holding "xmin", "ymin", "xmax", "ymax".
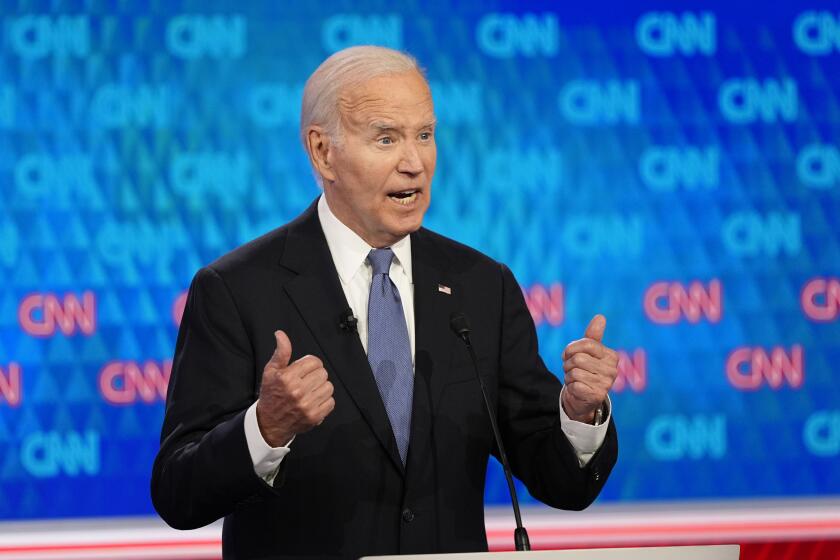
[
  {"xmin": 801, "ymin": 277, "xmax": 840, "ymax": 321},
  {"xmin": 644, "ymin": 280, "xmax": 722, "ymax": 324},
  {"xmin": 18, "ymin": 291, "xmax": 96, "ymax": 336},
  {"xmin": 726, "ymin": 345, "xmax": 804, "ymax": 390}
]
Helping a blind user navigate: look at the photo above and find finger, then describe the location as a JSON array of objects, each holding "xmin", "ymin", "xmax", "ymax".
[
  {"xmin": 565, "ymin": 367, "xmax": 613, "ymax": 391},
  {"xmin": 584, "ymin": 314, "xmax": 607, "ymax": 343},
  {"xmin": 562, "ymin": 338, "xmax": 605, "ymax": 361},
  {"xmin": 270, "ymin": 330, "xmax": 293, "ymax": 368},
  {"xmin": 299, "ymin": 368, "xmax": 329, "ymax": 393},
  {"xmin": 305, "ymin": 379, "xmax": 334, "ymax": 406},
  {"xmin": 563, "ymin": 354, "xmax": 616, "ymax": 380},
  {"xmin": 314, "ymin": 396, "xmax": 336, "ymax": 424},
  {"xmin": 285, "ymin": 355, "xmax": 324, "ymax": 378}
]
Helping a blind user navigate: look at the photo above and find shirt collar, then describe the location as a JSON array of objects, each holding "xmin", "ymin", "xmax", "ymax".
[{"xmin": 317, "ymin": 195, "xmax": 413, "ymax": 284}]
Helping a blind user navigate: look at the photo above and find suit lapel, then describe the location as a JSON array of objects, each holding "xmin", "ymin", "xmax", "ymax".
[
  {"xmin": 406, "ymin": 229, "xmax": 461, "ymax": 473},
  {"xmin": 279, "ymin": 201, "xmax": 405, "ymax": 474}
]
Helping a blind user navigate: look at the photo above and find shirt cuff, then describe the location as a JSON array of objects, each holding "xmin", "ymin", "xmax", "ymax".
[
  {"xmin": 244, "ymin": 400, "xmax": 293, "ymax": 484},
  {"xmin": 558, "ymin": 387, "xmax": 611, "ymax": 468}
]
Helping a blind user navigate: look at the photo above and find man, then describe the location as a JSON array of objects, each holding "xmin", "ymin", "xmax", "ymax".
[{"xmin": 152, "ymin": 46, "xmax": 618, "ymax": 559}]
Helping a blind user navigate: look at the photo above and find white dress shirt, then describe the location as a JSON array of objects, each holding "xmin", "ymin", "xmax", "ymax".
[{"xmin": 244, "ymin": 195, "xmax": 611, "ymax": 482}]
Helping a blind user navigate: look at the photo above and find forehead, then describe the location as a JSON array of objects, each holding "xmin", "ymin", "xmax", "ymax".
[{"xmin": 338, "ymin": 70, "xmax": 435, "ymax": 127}]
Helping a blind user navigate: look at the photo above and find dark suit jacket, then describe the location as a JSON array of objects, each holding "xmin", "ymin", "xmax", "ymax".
[{"xmin": 151, "ymin": 199, "xmax": 618, "ymax": 559}]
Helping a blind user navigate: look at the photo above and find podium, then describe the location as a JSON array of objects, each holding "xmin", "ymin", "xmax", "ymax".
[{"xmin": 362, "ymin": 544, "xmax": 740, "ymax": 559}]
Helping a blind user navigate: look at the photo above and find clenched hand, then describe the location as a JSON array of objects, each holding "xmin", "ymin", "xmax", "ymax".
[
  {"xmin": 561, "ymin": 315, "xmax": 618, "ymax": 424},
  {"xmin": 256, "ymin": 330, "xmax": 335, "ymax": 447}
]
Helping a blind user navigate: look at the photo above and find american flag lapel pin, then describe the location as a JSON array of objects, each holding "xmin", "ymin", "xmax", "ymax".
[{"xmin": 437, "ymin": 284, "xmax": 452, "ymax": 295}]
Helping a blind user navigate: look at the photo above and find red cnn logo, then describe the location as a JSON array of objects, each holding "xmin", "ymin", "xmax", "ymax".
[
  {"xmin": 726, "ymin": 345, "xmax": 804, "ymax": 390},
  {"xmin": 801, "ymin": 277, "xmax": 840, "ymax": 321},
  {"xmin": 99, "ymin": 360, "xmax": 172, "ymax": 405},
  {"xmin": 523, "ymin": 283, "xmax": 564, "ymax": 327},
  {"xmin": 644, "ymin": 279, "xmax": 722, "ymax": 324},
  {"xmin": 0, "ymin": 362, "xmax": 22, "ymax": 407},
  {"xmin": 172, "ymin": 290, "xmax": 188, "ymax": 326},
  {"xmin": 18, "ymin": 291, "xmax": 96, "ymax": 336},
  {"xmin": 613, "ymin": 349, "xmax": 647, "ymax": 393}
]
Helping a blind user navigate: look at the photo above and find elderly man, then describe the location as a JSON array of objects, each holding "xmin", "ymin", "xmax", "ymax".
[{"xmin": 152, "ymin": 46, "xmax": 618, "ymax": 559}]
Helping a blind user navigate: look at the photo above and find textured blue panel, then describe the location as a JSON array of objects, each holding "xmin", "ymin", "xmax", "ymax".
[{"xmin": 0, "ymin": 0, "xmax": 838, "ymax": 521}]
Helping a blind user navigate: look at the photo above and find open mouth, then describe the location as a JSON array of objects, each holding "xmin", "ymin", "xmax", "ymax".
[{"xmin": 387, "ymin": 189, "xmax": 419, "ymax": 206}]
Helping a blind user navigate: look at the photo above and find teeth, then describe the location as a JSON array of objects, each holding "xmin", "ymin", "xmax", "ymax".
[{"xmin": 392, "ymin": 191, "xmax": 417, "ymax": 205}]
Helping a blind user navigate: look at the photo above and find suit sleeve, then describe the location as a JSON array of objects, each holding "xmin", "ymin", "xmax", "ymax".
[
  {"xmin": 494, "ymin": 263, "xmax": 618, "ymax": 510},
  {"xmin": 151, "ymin": 266, "xmax": 281, "ymax": 530}
]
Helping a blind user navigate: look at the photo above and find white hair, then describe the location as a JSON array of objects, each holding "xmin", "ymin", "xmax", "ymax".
[{"xmin": 300, "ymin": 45, "xmax": 424, "ymax": 152}]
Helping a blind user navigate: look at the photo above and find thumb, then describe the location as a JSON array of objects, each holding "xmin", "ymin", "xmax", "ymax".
[
  {"xmin": 271, "ymin": 330, "xmax": 293, "ymax": 368},
  {"xmin": 584, "ymin": 314, "xmax": 606, "ymax": 343}
]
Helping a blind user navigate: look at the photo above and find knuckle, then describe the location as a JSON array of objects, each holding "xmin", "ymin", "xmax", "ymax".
[
  {"xmin": 307, "ymin": 355, "xmax": 324, "ymax": 369},
  {"xmin": 297, "ymin": 355, "xmax": 317, "ymax": 370}
]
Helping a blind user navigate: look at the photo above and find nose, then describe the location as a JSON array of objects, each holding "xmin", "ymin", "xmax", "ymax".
[{"xmin": 397, "ymin": 141, "xmax": 424, "ymax": 176}]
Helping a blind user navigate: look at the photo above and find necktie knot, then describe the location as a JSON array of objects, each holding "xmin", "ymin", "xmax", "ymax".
[{"xmin": 367, "ymin": 248, "xmax": 394, "ymax": 276}]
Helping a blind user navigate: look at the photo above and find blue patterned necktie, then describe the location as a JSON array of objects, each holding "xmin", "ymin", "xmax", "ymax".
[{"xmin": 366, "ymin": 248, "xmax": 414, "ymax": 464}]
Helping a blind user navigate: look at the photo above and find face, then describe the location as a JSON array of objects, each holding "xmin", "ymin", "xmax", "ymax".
[{"xmin": 309, "ymin": 70, "xmax": 437, "ymax": 248}]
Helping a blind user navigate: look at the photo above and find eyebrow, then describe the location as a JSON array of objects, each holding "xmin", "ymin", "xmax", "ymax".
[{"xmin": 368, "ymin": 119, "xmax": 438, "ymax": 132}]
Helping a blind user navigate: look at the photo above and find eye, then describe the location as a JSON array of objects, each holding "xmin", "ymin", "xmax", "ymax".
[
  {"xmin": 377, "ymin": 136, "xmax": 393, "ymax": 145},
  {"xmin": 419, "ymin": 131, "xmax": 433, "ymax": 141}
]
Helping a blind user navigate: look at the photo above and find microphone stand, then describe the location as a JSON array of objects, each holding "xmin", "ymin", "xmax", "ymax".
[{"xmin": 450, "ymin": 313, "xmax": 531, "ymax": 552}]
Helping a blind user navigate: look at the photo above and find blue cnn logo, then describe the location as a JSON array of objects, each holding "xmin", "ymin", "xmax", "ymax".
[
  {"xmin": 6, "ymin": 15, "xmax": 89, "ymax": 59},
  {"xmin": 797, "ymin": 144, "xmax": 840, "ymax": 189},
  {"xmin": 639, "ymin": 146, "xmax": 719, "ymax": 191},
  {"xmin": 476, "ymin": 13, "xmax": 558, "ymax": 58},
  {"xmin": 561, "ymin": 214, "xmax": 643, "ymax": 258},
  {"xmin": 722, "ymin": 211, "xmax": 801, "ymax": 257},
  {"xmin": 90, "ymin": 85, "xmax": 173, "ymax": 128},
  {"xmin": 794, "ymin": 11, "xmax": 840, "ymax": 55},
  {"xmin": 804, "ymin": 410, "xmax": 840, "ymax": 456},
  {"xmin": 646, "ymin": 414, "xmax": 727, "ymax": 461},
  {"xmin": 21, "ymin": 430, "xmax": 100, "ymax": 478},
  {"xmin": 636, "ymin": 12, "xmax": 716, "ymax": 56},
  {"xmin": 559, "ymin": 80, "xmax": 640, "ymax": 125},
  {"xmin": 322, "ymin": 15, "xmax": 402, "ymax": 53},
  {"xmin": 166, "ymin": 15, "xmax": 247, "ymax": 59},
  {"xmin": 248, "ymin": 83, "xmax": 303, "ymax": 127},
  {"xmin": 430, "ymin": 81, "xmax": 484, "ymax": 124},
  {"xmin": 170, "ymin": 151, "xmax": 251, "ymax": 207},
  {"xmin": 14, "ymin": 154, "xmax": 97, "ymax": 201},
  {"xmin": 719, "ymin": 78, "xmax": 798, "ymax": 124},
  {"xmin": 96, "ymin": 218, "xmax": 183, "ymax": 274}
]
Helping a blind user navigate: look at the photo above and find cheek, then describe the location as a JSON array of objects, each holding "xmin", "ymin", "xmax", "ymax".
[{"xmin": 425, "ymin": 146, "xmax": 437, "ymax": 173}]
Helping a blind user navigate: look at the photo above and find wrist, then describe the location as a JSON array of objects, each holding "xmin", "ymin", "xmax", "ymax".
[
  {"xmin": 561, "ymin": 391, "xmax": 597, "ymax": 424},
  {"xmin": 256, "ymin": 402, "xmax": 294, "ymax": 448}
]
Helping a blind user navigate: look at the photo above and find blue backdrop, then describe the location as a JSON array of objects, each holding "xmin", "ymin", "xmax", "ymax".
[{"xmin": 0, "ymin": 0, "xmax": 838, "ymax": 520}]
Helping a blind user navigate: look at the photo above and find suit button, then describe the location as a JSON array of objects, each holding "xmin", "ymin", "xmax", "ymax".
[
  {"xmin": 402, "ymin": 508, "xmax": 415, "ymax": 523},
  {"xmin": 593, "ymin": 470, "xmax": 601, "ymax": 481}
]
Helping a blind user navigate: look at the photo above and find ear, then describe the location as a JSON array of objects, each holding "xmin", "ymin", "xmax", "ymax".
[{"xmin": 306, "ymin": 126, "xmax": 337, "ymax": 183}]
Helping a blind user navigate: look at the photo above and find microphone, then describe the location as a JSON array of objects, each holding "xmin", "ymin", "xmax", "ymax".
[
  {"xmin": 449, "ymin": 312, "xmax": 531, "ymax": 552},
  {"xmin": 338, "ymin": 309, "xmax": 357, "ymax": 333}
]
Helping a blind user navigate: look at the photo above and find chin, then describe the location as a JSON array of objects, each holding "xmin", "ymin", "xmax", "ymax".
[{"xmin": 384, "ymin": 218, "xmax": 423, "ymax": 243}]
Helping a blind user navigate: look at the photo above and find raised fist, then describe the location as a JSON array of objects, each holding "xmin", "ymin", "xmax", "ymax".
[{"xmin": 255, "ymin": 330, "xmax": 335, "ymax": 447}]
